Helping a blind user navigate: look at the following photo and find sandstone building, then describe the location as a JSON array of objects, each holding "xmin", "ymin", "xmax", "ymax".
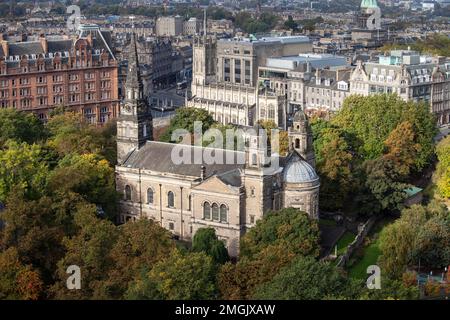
[{"xmin": 115, "ymin": 32, "xmax": 320, "ymax": 257}]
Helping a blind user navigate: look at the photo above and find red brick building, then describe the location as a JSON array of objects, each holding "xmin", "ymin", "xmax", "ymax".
[{"xmin": 0, "ymin": 25, "xmax": 119, "ymax": 125}]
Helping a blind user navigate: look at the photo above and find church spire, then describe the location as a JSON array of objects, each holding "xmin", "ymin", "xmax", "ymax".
[
  {"xmin": 125, "ymin": 31, "xmax": 143, "ymax": 95},
  {"xmin": 116, "ymin": 25, "xmax": 153, "ymax": 165}
]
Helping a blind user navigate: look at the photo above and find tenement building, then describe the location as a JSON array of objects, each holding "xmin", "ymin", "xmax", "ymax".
[
  {"xmin": 350, "ymin": 50, "xmax": 450, "ymax": 125},
  {"xmin": 0, "ymin": 24, "xmax": 119, "ymax": 124},
  {"xmin": 115, "ymin": 33, "xmax": 320, "ymax": 256}
]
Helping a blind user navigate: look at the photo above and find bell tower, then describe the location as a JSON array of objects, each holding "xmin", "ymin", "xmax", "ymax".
[
  {"xmin": 288, "ymin": 110, "xmax": 315, "ymax": 168},
  {"xmin": 117, "ymin": 31, "xmax": 153, "ymax": 165}
]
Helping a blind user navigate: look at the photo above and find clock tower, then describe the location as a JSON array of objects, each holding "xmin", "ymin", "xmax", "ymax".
[{"xmin": 117, "ymin": 31, "xmax": 153, "ymax": 165}]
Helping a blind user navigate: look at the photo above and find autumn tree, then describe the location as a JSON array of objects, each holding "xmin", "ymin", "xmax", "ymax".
[
  {"xmin": 102, "ymin": 218, "xmax": 175, "ymax": 298},
  {"xmin": 217, "ymin": 244, "xmax": 296, "ymax": 299},
  {"xmin": 0, "ymin": 247, "xmax": 44, "ymax": 300},
  {"xmin": 126, "ymin": 249, "xmax": 218, "ymax": 300},
  {"xmin": 50, "ymin": 204, "xmax": 119, "ymax": 299},
  {"xmin": 383, "ymin": 121, "xmax": 421, "ymax": 177},
  {"xmin": 332, "ymin": 94, "xmax": 436, "ymax": 170}
]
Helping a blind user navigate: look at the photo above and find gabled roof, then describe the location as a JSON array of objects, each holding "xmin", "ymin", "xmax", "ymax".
[{"xmin": 122, "ymin": 141, "xmax": 246, "ymax": 178}]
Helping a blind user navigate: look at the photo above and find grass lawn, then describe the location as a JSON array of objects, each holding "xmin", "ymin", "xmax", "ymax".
[
  {"xmin": 347, "ymin": 240, "xmax": 382, "ymax": 279},
  {"xmin": 336, "ymin": 231, "xmax": 356, "ymax": 256},
  {"xmin": 346, "ymin": 217, "xmax": 393, "ymax": 280}
]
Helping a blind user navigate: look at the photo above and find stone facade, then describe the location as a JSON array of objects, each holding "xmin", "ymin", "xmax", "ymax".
[
  {"xmin": 115, "ymin": 32, "xmax": 320, "ymax": 257},
  {"xmin": 0, "ymin": 24, "xmax": 119, "ymax": 124}
]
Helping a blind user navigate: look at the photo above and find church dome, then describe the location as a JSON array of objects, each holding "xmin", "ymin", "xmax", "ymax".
[
  {"xmin": 293, "ymin": 109, "xmax": 308, "ymax": 122},
  {"xmin": 283, "ymin": 158, "xmax": 318, "ymax": 183}
]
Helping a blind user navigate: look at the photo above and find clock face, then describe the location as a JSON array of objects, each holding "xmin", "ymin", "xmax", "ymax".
[{"xmin": 123, "ymin": 104, "xmax": 132, "ymax": 114}]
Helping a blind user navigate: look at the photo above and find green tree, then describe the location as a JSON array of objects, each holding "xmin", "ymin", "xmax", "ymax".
[
  {"xmin": 0, "ymin": 109, "xmax": 46, "ymax": 145},
  {"xmin": 378, "ymin": 202, "xmax": 449, "ymax": 278},
  {"xmin": 434, "ymin": 136, "xmax": 450, "ymax": 199},
  {"xmin": 160, "ymin": 108, "xmax": 216, "ymax": 143},
  {"xmin": 192, "ymin": 228, "xmax": 229, "ymax": 265},
  {"xmin": 0, "ymin": 141, "xmax": 48, "ymax": 202},
  {"xmin": 412, "ymin": 216, "xmax": 450, "ymax": 268},
  {"xmin": 362, "ymin": 157, "xmax": 410, "ymax": 214},
  {"xmin": 127, "ymin": 249, "xmax": 218, "ymax": 300},
  {"xmin": 253, "ymin": 256, "xmax": 360, "ymax": 299},
  {"xmin": 240, "ymin": 208, "xmax": 321, "ymax": 260},
  {"xmin": 47, "ymin": 153, "xmax": 117, "ymax": 219},
  {"xmin": 332, "ymin": 94, "xmax": 436, "ymax": 170},
  {"xmin": 46, "ymin": 111, "xmax": 117, "ymax": 163}
]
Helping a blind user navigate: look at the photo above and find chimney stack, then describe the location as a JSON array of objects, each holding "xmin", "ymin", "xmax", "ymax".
[
  {"xmin": 200, "ymin": 165, "xmax": 206, "ymax": 180},
  {"xmin": 39, "ymin": 34, "xmax": 48, "ymax": 53}
]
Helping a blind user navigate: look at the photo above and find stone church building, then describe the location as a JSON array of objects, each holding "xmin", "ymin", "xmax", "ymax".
[{"xmin": 115, "ymin": 33, "xmax": 320, "ymax": 256}]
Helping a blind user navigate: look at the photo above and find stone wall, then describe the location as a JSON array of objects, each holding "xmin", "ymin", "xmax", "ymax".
[{"xmin": 335, "ymin": 215, "xmax": 378, "ymax": 268}]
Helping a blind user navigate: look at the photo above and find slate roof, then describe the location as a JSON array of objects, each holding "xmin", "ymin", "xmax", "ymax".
[
  {"xmin": 8, "ymin": 42, "xmax": 45, "ymax": 56},
  {"xmin": 122, "ymin": 141, "xmax": 246, "ymax": 179},
  {"xmin": 217, "ymin": 168, "xmax": 242, "ymax": 187}
]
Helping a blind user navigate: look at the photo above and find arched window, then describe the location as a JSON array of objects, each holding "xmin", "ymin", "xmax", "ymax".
[
  {"xmin": 203, "ymin": 202, "xmax": 211, "ymax": 219},
  {"xmin": 124, "ymin": 185, "xmax": 131, "ymax": 201},
  {"xmin": 220, "ymin": 204, "xmax": 228, "ymax": 222},
  {"xmin": 147, "ymin": 188, "xmax": 154, "ymax": 204},
  {"xmin": 167, "ymin": 191, "xmax": 174, "ymax": 208},
  {"xmin": 295, "ymin": 138, "xmax": 300, "ymax": 149},
  {"xmin": 212, "ymin": 203, "xmax": 219, "ymax": 221}
]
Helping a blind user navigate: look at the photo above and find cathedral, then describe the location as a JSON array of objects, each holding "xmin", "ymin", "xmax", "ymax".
[{"xmin": 115, "ymin": 32, "xmax": 320, "ymax": 257}]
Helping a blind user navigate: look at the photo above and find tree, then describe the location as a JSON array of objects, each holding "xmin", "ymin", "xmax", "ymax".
[
  {"xmin": 46, "ymin": 111, "xmax": 117, "ymax": 163},
  {"xmin": 314, "ymin": 125, "xmax": 355, "ymax": 210},
  {"xmin": 0, "ymin": 247, "xmax": 44, "ymax": 300},
  {"xmin": 217, "ymin": 244, "xmax": 296, "ymax": 300},
  {"xmin": 127, "ymin": 249, "xmax": 218, "ymax": 300},
  {"xmin": 0, "ymin": 109, "xmax": 46, "ymax": 146},
  {"xmin": 284, "ymin": 15, "xmax": 298, "ymax": 31},
  {"xmin": 160, "ymin": 108, "xmax": 215, "ymax": 143},
  {"xmin": 192, "ymin": 228, "xmax": 229, "ymax": 265},
  {"xmin": 378, "ymin": 202, "xmax": 449, "ymax": 278},
  {"xmin": 383, "ymin": 121, "xmax": 421, "ymax": 177},
  {"xmin": 0, "ymin": 141, "xmax": 48, "ymax": 202},
  {"xmin": 258, "ymin": 120, "xmax": 289, "ymax": 156},
  {"xmin": 50, "ymin": 204, "xmax": 119, "ymax": 299},
  {"xmin": 434, "ymin": 136, "xmax": 450, "ymax": 199},
  {"xmin": 362, "ymin": 157, "xmax": 410, "ymax": 214},
  {"xmin": 240, "ymin": 208, "xmax": 321, "ymax": 260},
  {"xmin": 253, "ymin": 256, "xmax": 360, "ymax": 299},
  {"xmin": 103, "ymin": 218, "xmax": 175, "ymax": 298},
  {"xmin": 47, "ymin": 153, "xmax": 117, "ymax": 219},
  {"xmin": 332, "ymin": 94, "xmax": 436, "ymax": 171},
  {"xmin": 412, "ymin": 216, "xmax": 450, "ymax": 268}
]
